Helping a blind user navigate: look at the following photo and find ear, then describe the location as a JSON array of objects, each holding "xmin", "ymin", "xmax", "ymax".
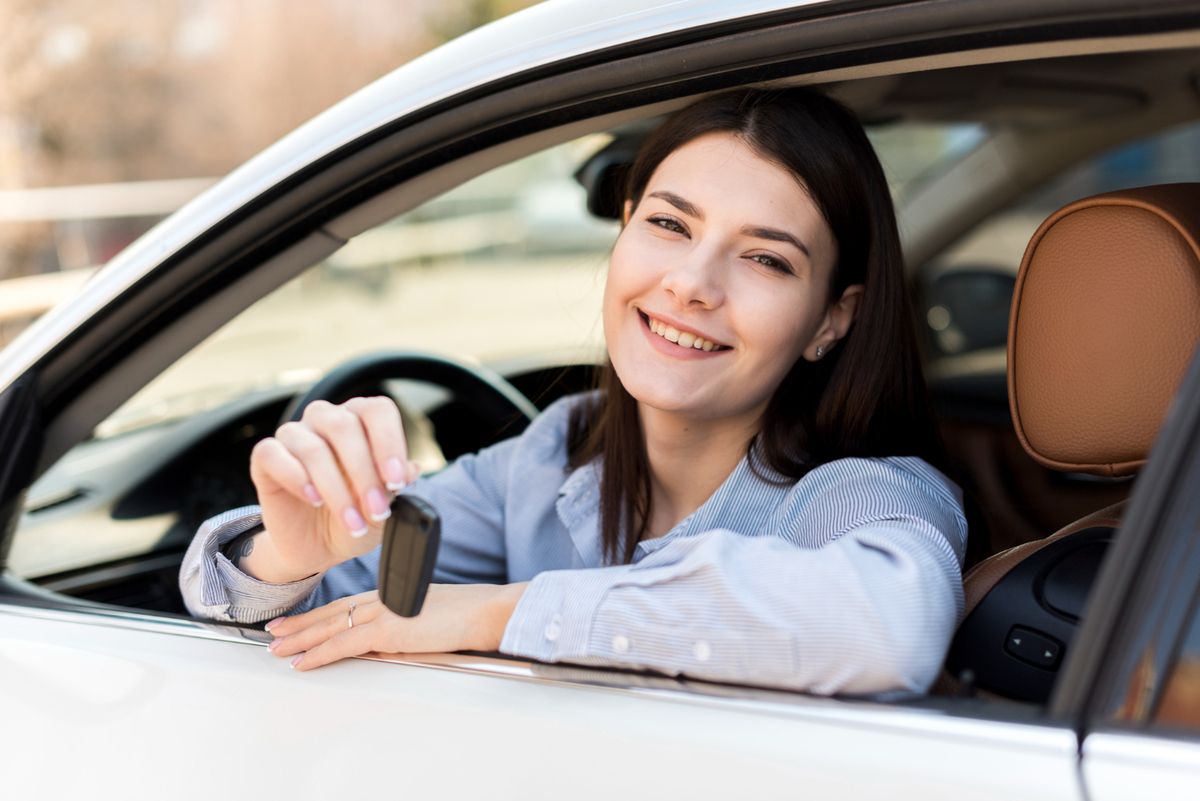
[
  {"xmin": 803, "ymin": 284, "xmax": 865, "ymax": 361},
  {"xmin": 622, "ymin": 198, "xmax": 633, "ymax": 226}
]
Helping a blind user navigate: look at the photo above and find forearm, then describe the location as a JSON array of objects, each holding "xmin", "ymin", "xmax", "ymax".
[{"xmin": 476, "ymin": 581, "xmax": 528, "ymax": 650}]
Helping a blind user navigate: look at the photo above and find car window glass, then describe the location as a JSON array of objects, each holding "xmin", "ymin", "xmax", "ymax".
[
  {"xmin": 868, "ymin": 122, "xmax": 988, "ymax": 203},
  {"xmin": 1154, "ymin": 585, "xmax": 1200, "ymax": 729},
  {"xmin": 920, "ymin": 118, "xmax": 1200, "ymax": 362}
]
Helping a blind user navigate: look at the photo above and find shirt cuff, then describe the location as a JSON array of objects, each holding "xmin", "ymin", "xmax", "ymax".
[
  {"xmin": 193, "ymin": 506, "xmax": 325, "ymax": 623},
  {"xmin": 498, "ymin": 567, "xmax": 612, "ymax": 662},
  {"xmin": 498, "ymin": 556, "xmax": 701, "ymax": 668},
  {"xmin": 498, "ymin": 534, "xmax": 797, "ymax": 682}
]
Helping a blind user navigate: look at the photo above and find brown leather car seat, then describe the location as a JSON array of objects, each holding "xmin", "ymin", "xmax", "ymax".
[{"xmin": 937, "ymin": 184, "xmax": 1200, "ymax": 702}]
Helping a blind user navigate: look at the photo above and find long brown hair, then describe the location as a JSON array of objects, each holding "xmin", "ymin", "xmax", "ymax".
[{"xmin": 568, "ymin": 87, "xmax": 943, "ymax": 564}]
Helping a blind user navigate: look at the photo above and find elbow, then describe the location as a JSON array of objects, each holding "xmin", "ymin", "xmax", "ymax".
[{"xmin": 842, "ymin": 582, "xmax": 960, "ymax": 696}]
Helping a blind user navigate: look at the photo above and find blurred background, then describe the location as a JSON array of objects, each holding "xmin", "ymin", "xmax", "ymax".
[{"xmin": 0, "ymin": 0, "xmax": 542, "ymax": 343}]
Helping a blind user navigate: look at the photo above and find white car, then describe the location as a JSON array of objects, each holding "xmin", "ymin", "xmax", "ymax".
[{"xmin": 3, "ymin": 1, "xmax": 1200, "ymax": 798}]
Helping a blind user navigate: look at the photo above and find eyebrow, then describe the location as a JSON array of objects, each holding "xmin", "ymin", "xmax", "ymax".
[
  {"xmin": 647, "ymin": 190, "xmax": 703, "ymax": 220},
  {"xmin": 741, "ymin": 226, "xmax": 810, "ymax": 258},
  {"xmin": 647, "ymin": 190, "xmax": 810, "ymax": 260}
]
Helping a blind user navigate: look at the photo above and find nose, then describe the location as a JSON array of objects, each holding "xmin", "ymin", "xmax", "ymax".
[{"xmin": 661, "ymin": 240, "xmax": 725, "ymax": 309}]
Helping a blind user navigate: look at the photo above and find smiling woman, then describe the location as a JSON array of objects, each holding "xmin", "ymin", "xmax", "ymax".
[{"xmin": 180, "ymin": 88, "xmax": 967, "ymax": 695}]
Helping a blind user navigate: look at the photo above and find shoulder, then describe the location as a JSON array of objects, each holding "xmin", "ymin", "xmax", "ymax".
[
  {"xmin": 503, "ymin": 389, "xmax": 597, "ymax": 466},
  {"xmin": 798, "ymin": 456, "xmax": 963, "ymax": 509}
]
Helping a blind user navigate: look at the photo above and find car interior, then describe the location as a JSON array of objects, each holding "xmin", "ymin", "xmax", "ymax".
[{"xmin": 7, "ymin": 42, "xmax": 1200, "ymax": 710}]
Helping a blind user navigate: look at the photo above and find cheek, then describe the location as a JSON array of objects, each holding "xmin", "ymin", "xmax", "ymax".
[
  {"xmin": 603, "ymin": 232, "xmax": 652, "ymax": 321},
  {"xmin": 739, "ymin": 290, "xmax": 815, "ymax": 361}
]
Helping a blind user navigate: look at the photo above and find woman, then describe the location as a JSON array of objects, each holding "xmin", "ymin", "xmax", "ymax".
[{"xmin": 180, "ymin": 88, "xmax": 967, "ymax": 696}]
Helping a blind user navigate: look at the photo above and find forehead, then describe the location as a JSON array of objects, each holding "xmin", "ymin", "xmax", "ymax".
[
  {"xmin": 645, "ymin": 132, "xmax": 830, "ymax": 244},
  {"xmin": 647, "ymin": 133, "xmax": 816, "ymax": 215}
]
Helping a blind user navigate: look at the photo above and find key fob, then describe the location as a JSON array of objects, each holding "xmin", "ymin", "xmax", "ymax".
[{"xmin": 378, "ymin": 495, "xmax": 440, "ymax": 617}]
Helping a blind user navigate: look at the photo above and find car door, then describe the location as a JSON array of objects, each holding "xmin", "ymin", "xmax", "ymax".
[{"xmin": 1, "ymin": 601, "xmax": 1092, "ymax": 800}]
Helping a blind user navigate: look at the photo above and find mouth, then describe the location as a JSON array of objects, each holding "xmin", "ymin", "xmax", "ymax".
[{"xmin": 638, "ymin": 310, "xmax": 730, "ymax": 352}]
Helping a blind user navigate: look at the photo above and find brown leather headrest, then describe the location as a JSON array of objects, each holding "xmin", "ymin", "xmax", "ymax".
[{"xmin": 1008, "ymin": 185, "xmax": 1200, "ymax": 477}]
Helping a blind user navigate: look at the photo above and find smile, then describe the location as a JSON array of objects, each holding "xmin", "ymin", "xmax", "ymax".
[{"xmin": 640, "ymin": 311, "xmax": 728, "ymax": 352}]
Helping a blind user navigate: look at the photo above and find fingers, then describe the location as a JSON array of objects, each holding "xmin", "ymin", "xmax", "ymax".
[
  {"xmin": 268, "ymin": 595, "xmax": 391, "ymax": 670},
  {"xmin": 343, "ymin": 397, "xmax": 411, "ymax": 492},
  {"xmin": 250, "ymin": 437, "xmax": 323, "ymax": 507},
  {"xmin": 277, "ymin": 399, "xmax": 398, "ymax": 536},
  {"xmin": 275, "ymin": 418, "xmax": 373, "ymax": 536},
  {"xmin": 255, "ymin": 397, "xmax": 420, "ymax": 538},
  {"xmin": 268, "ymin": 591, "xmax": 375, "ymax": 637},
  {"xmin": 290, "ymin": 623, "xmax": 380, "ymax": 671}
]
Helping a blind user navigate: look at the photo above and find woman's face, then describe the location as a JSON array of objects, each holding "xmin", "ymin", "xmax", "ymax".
[{"xmin": 604, "ymin": 131, "xmax": 854, "ymax": 423}]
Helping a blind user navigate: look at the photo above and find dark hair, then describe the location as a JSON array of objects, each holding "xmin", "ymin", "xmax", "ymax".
[{"xmin": 568, "ymin": 87, "xmax": 943, "ymax": 564}]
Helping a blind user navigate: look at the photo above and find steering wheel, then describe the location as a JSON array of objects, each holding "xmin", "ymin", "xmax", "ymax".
[{"xmin": 280, "ymin": 351, "xmax": 540, "ymax": 449}]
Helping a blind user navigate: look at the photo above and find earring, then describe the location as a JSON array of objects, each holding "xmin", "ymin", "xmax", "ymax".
[{"xmin": 815, "ymin": 345, "xmax": 825, "ymax": 359}]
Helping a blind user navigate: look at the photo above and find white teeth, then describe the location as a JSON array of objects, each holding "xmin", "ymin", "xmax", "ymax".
[{"xmin": 647, "ymin": 317, "xmax": 719, "ymax": 352}]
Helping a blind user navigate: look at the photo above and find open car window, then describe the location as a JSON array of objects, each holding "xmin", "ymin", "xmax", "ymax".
[
  {"xmin": 8, "ymin": 134, "xmax": 619, "ymax": 590},
  {"xmin": 8, "ymin": 118, "xmax": 992, "ymax": 599}
]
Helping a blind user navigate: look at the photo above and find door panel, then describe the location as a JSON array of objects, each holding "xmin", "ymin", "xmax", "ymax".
[
  {"xmin": 1082, "ymin": 732, "xmax": 1200, "ymax": 799},
  {"xmin": 0, "ymin": 603, "xmax": 1085, "ymax": 800}
]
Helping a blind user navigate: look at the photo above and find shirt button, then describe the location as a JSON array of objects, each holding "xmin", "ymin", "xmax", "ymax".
[
  {"xmin": 611, "ymin": 634, "xmax": 630, "ymax": 654},
  {"xmin": 693, "ymin": 640, "xmax": 712, "ymax": 662},
  {"xmin": 544, "ymin": 615, "xmax": 562, "ymax": 642}
]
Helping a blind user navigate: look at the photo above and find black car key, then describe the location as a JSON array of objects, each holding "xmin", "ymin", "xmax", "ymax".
[{"xmin": 378, "ymin": 495, "xmax": 440, "ymax": 617}]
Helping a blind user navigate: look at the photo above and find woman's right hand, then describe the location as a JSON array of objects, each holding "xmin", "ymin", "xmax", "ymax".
[{"xmin": 240, "ymin": 396, "xmax": 421, "ymax": 584}]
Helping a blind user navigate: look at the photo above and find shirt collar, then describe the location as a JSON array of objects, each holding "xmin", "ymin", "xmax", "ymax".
[
  {"xmin": 556, "ymin": 450, "xmax": 792, "ymax": 565},
  {"xmin": 556, "ymin": 460, "xmax": 604, "ymax": 568}
]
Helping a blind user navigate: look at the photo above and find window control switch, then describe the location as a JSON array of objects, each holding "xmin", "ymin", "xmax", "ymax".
[{"xmin": 1004, "ymin": 626, "xmax": 1063, "ymax": 670}]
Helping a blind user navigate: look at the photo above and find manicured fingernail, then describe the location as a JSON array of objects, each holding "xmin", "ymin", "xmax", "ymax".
[
  {"xmin": 268, "ymin": 638, "xmax": 283, "ymax": 652},
  {"xmin": 385, "ymin": 457, "xmax": 406, "ymax": 492},
  {"xmin": 343, "ymin": 507, "xmax": 368, "ymax": 537},
  {"xmin": 366, "ymin": 488, "xmax": 391, "ymax": 522},
  {"xmin": 265, "ymin": 617, "xmax": 285, "ymax": 632},
  {"xmin": 303, "ymin": 483, "xmax": 323, "ymax": 507},
  {"xmin": 291, "ymin": 654, "xmax": 302, "ymax": 669}
]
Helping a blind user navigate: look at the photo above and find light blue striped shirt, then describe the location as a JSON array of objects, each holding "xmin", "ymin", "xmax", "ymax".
[{"xmin": 180, "ymin": 393, "xmax": 967, "ymax": 695}]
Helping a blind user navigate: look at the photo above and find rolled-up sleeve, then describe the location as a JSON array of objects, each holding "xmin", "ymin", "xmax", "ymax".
[{"xmin": 179, "ymin": 506, "xmax": 326, "ymax": 623}]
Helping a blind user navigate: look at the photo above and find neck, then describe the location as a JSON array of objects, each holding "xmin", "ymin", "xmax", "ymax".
[{"xmin": 639, "ymin": 403, "xmax": 763, "ymax": 539}]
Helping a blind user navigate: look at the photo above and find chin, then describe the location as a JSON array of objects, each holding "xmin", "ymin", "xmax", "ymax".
[{"xmin": 622, "ymin": 378, "xmax": 738, "ymax": 420}]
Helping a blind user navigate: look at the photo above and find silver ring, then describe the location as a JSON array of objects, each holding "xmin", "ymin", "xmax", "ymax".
[{"xmin": 347, "ymin": 602, "xmax": 358, "ymax": 629}]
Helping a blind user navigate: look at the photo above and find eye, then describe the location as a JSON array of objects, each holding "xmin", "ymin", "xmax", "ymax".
[
  {"xmin": 646, "ymin": 214, "xmax": 688, "ymax": 236},
  {"xmin": 748, "ymin": 253, "xmax": 793, "ymax": 274}
]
